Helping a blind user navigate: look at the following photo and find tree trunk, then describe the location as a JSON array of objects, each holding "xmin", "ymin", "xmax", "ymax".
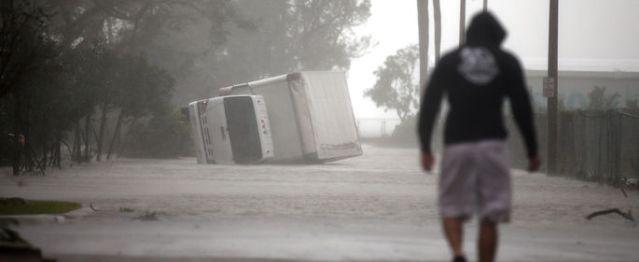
[
  {"xmin": 459, "ymin": 0, "xmax": 466, "ymax": 45},
  {"xmin": 96, "ymin": 102, "xmax": 109, "ymax": 162},
  {"xmin": 416, "ymin": 0, "xmax": 430, "ymax": 93},
  {"xmin": 107, "ymin": 111, "xmax": 124, "ymax": 160},
  {"xmin": 54, "ymin": 132, "xmax": 62, "ymax": 168},
  {"xmin": 118, "ymin": 117, "xmax": 139, "ymax": 157},
  {"xmin": 11, "ymin": 93, "xmax": 22, "ymax": 176},
  {"xmin": 397, "ymin": 110, "xmax": 405, "ymax": 123},
  {"xmin": 41, "ymin": 111, "xmax": 48, "ymax": 168},
  {"xmin": 41, "ymin": 137, "xmax": 48, "ymax": 169},
  {"xmin": 91, "ymin": 121, "xmax": 100, "ymax": 148},
  {"xmin": 72, "ymin": 121, "xmax": 81, "ymax": 162},
  {"xmin": 433, "ymin": 0, "xmax": 442, "ymax": 62},
  {"xmin": 83, "ymin": 115, "xmax": 91, "ymax": 162},
  {"xmin": 24, "ymin": 97, "xmax": 33, "ymax": 172}
]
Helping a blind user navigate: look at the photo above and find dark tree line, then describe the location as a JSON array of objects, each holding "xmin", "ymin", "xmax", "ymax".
[
  {"xmin": 0, "ymin": 1, "xmax": 187, "ymax": 175},
  {"xmin": 1, "ymin": 0, "xmax": 371, "ymax": 175}
]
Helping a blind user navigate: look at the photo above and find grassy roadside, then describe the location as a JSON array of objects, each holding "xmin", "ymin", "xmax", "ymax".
[{"xmin": 0, "ymin": 198, "xmax": 81, "ymax": 215}]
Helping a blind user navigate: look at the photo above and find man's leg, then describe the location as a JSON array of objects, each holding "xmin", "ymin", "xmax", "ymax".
[
  {"xmin": 475, "ymin": 140, "xmax": 510, "ymax": 262},
  {"xmin": 478, "ymin": 219, "xmax": 498, "ymax": 262},
  {"xmin": 442, "ymin": 217, "xmax": 464, "ymax": 258},
  {"xmin": 439, "ymin": 143, "xmax": 474, "ymax": 261}
]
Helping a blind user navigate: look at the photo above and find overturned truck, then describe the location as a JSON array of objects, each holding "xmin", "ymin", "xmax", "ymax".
[{"xmin": 189, "ymin": 71, "xmax": 362, "ymax": 164}]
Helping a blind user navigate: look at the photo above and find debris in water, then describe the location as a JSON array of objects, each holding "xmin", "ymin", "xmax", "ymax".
[{"xmin": 586, "ymin": 208, "xmax": 634, "ymax": 222}]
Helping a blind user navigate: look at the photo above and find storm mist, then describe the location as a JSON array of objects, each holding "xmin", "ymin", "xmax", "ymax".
[{"xmin": 1, "ymin": 1, "xmax": 638, "ymax": 261}]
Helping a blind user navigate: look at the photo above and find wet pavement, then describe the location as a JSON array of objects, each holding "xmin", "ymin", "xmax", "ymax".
[{"xmin": 1, "ymin": 145, "xmax": 638, "ymax": 261}]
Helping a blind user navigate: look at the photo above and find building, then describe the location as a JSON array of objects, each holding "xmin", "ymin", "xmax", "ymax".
[{"xmin": 525, "ymin": 70, "xmax": 639, "ymax": 110}]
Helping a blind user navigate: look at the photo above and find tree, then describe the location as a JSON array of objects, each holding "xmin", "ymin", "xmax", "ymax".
[
  {"xmin": 286, "ymin": 0, "xmax": 371, "ymax": 70},
  {"xmin": 120, "ymin": 106, "xmax": 190, "ymax": 159},
  {"xmin": 415, "ymin": 0, "xmax": 441, "ymax": 91},
  {"xmin": 58, "ymin": 44, "xmax": 111, "ymax": 163},
  {"xmin": 1, "ymin": 0, "xmax": 372, "ymax": 172},
  {"xmin": 211, "ymin": 0, "xmax": 371, "ymax": 91},
  {"xmin": 45, "ymin": 0, "xmax": 242, "ymax": 161},
  {"xmin": 624, "ymin": 98, "xmax": 639, "ymax": 114},
  {"xmin": 0, "ymin": 0, "xmax": 59, "ymax": 174},
  {"xmin": 0, "ymin": 0, "xmax": 250, "ymax": 173},
  {"xmin": 42, "ymin": 0, "xmax": 241, "ymax": 51},
  {"xmin": 365, "ymin": 45, "xmax": 420, "ymax": 122},
  {"xmin": 40, "ymin": 0, "xmax": 245, "ymax": 105},
  {"xmin": 459, "ymin": 0, "xmax": 466, "ymax": 45},
  {"xmin": 416, "ymin": 0, "xmax": 429, "ymax": 90},
  {"xmin": 106, "ymin": 54, "xmax": 175, "ymax": 159},
  {"xmin": 14, "ymin": 48, "xmax": 76, "ymax": 170},
  {"xmin": 433, "ymin": 0, "xmax": 442, "ymax": 62},
  {"xmin": 0, "ymin": 0, "xmax": 49, "ymax": 99},
  {"xmin": 587, "ymin": 86, "xmax": 620, "ymax": 111}
]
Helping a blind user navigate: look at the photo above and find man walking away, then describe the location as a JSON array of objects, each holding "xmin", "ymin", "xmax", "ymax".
[{"xmin": 417, "ymin": 12, "xmax": 540, "ymax": 262}]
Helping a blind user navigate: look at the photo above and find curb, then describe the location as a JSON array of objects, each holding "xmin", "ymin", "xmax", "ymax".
[{"xmin": 0, "ymin": 205, "xmax": 94, "ymax": 225}]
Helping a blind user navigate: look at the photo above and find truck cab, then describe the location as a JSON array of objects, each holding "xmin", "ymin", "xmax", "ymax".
[{"xmin": 189, "ymin": 95, "xmax": 273, "ymax": 164}]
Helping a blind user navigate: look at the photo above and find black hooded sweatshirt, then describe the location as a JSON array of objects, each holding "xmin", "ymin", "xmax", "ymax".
[{"xmin": 417, "ymin": 12, "xmax": 538, "ymax": 157}]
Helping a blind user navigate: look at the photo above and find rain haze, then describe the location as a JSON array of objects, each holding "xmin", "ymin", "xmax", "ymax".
[{"xmin": 1, "ymin": 1, "xmax": 638, "ymax": 262}]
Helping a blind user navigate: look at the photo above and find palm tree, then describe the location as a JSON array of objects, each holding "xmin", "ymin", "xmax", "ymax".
[
  {"xmin": 417, "ymin": 0, "xmax": 429, "ymax": 91},
  {"xmin": 433, "ymin": 0, "xmax": 442, "ymax": 62},
  {"xmin": 459, "ymin": 0, "xmax": 466, "ymax": 45}
]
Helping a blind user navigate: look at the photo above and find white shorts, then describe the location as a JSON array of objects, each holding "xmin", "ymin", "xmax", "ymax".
[{"xmin": 439, "ymin": 139, "xmax": 511, "ymax": 223}]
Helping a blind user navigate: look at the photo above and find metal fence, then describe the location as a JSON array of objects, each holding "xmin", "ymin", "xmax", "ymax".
[{"xmin": 506, "ymin": 111, "xmax": 639, "ymax": 185}]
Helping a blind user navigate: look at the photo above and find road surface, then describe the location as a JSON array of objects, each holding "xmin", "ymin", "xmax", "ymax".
[{"xmin": 1, "ymin": 145, "xmax": 638, "ymax": 261}]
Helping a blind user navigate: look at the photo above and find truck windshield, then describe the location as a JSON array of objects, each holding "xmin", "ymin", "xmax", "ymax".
[{"xmin": 224, "ymin": 96, "xmax": 263, "ymax": 163}]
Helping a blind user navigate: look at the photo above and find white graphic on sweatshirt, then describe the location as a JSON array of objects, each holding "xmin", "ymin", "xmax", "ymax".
[{"xmin": 458, "ymin": 47, "xmax": 499, "ymax": 85}]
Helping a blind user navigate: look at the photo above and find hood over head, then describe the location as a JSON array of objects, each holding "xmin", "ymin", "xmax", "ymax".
[{"xmin": 466, "ymin": 12, "xmax": 506, "ymax": 47}]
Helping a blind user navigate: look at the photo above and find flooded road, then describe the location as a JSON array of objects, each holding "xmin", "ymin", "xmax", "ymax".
[{"xmin": 2, "ymin": 145, "xmax": 638, "ymax": 261}]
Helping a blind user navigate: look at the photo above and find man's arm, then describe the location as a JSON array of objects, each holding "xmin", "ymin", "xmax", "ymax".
[
  {"xmin": 417, "ymin": 64, "xmax": 446, "ymax": 156},
  {"xmin": 506, "ymin": 56, "xmax": 539, "ymax": 165}
]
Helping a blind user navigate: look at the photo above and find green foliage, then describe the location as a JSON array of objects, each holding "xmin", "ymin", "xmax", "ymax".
[
  {"xmin": 0, "ymin": 95, "xmax": 16, "ymax": 165},
  {"xmin": 0, "ymin": 0, "xmax": 203, "ymax": 167},
  {"xmin": 120, "ymin": 107, "xmax": 191, "ymax": 159},
  {"xmin": 390, "ymin": 115, "xmax": 419, "ymax": 145},
  {"xmin": 1, "ymin": 41, "xmax": 178, "ymax": 166},
  {"xmin": 0, "ymin": 0, "xmax": 49, "ymax": 99},
  {"xmin": 0, "ymin": 198, "xmax": 81, "ymax": 215},
  {"xmin": 119, "ymin": 207, "xmax": 135, "ymax": 213},
  {"xmin": 211, "ymin": 0, "xmax": 372, "ymax": 90},
  {"xmin": 28, "ymin": 0, "xmax": 246, "ymax": 106},
  {"xmin": 587, "ymin": 86, "xmax": 620, "ymax": 111},
  {"xmin": 364, "ymin": 45, "xmax": 420, "ymax": 121},
  {"xmin": 624, "ymin": 98, "xmax": 639, "ymax": 114},
  {"xmin": 1, "ymin": 0, "xmax": 372, "ymax": 172},
  {"xmin": 115, "ymin": 56, "xmax": 175, "ymax": 119}
]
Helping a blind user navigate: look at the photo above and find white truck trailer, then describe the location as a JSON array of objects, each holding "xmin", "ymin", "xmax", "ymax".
[
  {"xmin": 189, "ymin": 71, "xmax": 362, "ymax": 164},
  {"xmin": 218, "ymin": 71, "xmax": 362, "ymax": 163}
]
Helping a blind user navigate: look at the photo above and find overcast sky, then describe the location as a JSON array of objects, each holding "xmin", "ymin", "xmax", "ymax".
[{"xmin": 348, "ymin": 0, "xmax": 639, "ymax": 119}]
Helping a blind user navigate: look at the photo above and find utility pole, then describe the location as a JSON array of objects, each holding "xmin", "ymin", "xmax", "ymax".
[
  {"xmin": 417, "ymin": 0, "xmax": 429, "ymax": 92},
  {"xmin": 483, "ymin": 0, "xmax": 488, "ymax": 11},
  {"xmin": 546, "ymin": 0, "xmax": 559, "ymax": 175},
  {"xmin": 459, "ymin": 0, "xmax": 466, "ymax": 45}
]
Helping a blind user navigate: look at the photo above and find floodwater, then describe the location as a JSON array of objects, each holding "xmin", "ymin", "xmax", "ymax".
[{"xmin": 1, "ymin": 145, "xmax": 638, "ymax": 261}]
